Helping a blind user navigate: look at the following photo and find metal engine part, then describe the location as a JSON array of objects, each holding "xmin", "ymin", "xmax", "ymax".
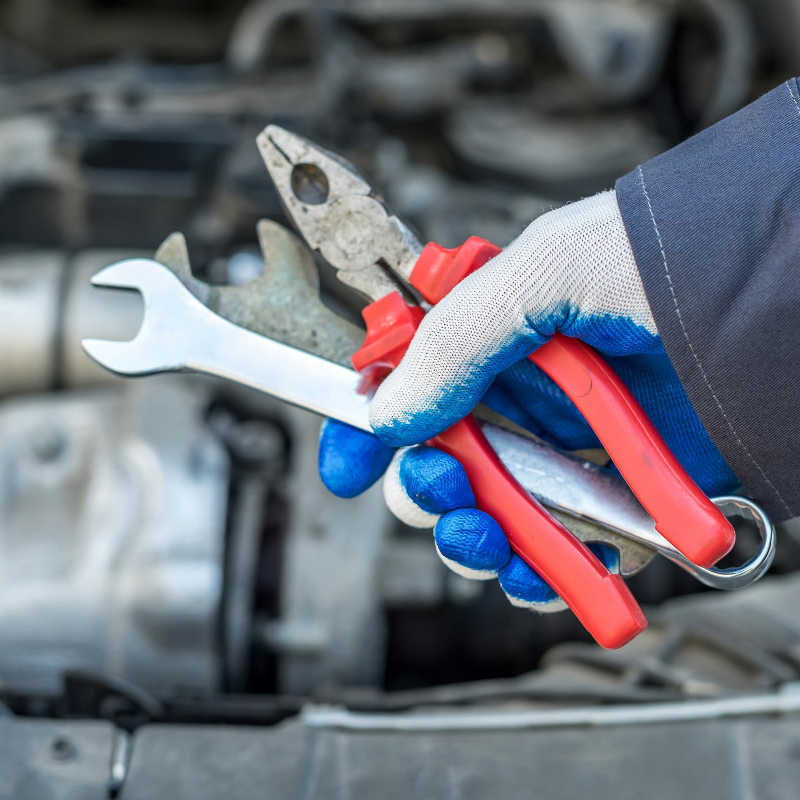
[
  {"xmin": 0, "ymin": 249, "xmax": 143, "ymax": 395},
  {"xmin": 0, "ymin": 378, "xmax": 228, "ymax": 695}
]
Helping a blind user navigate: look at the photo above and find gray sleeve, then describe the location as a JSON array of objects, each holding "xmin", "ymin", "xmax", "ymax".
[{"xmin": 616, "ymin": 79, "xmax": 800, "ymax": 521}]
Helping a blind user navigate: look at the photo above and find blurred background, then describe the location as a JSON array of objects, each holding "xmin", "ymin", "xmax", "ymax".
[{"xmin": 3, "ymin": 1, "xmax": 800, "ymax": 797}]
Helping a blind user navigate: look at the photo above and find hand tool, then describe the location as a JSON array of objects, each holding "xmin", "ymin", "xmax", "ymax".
[
  {"xmin": 259, "ymin": 126, "xmax": 734, "ymax": 559},
  {"xmin": 81, "ymin": 253, "xmax": 774, "ymax": 599},
  {"xmin": 146, "ymin": 224, "xmax": 662, "ymax": 580},
  {"xmin": 152, "ymin": 224, "xmax": 660, "ymax": 579},
  {"xmin": 253, "ymin": 125, "xmax": 743, "ymax": 646},
  {"xmin": 157, "ymin": 223, "xmax": 775, "ymax": 591}
]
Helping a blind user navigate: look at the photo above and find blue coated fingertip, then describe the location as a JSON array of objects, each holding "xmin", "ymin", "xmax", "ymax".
[
  {"xmin": 399, "ymin": 446, "xmax": 475, "ymax": 513},
  {"xmin": 498, "ymin": 542, "xmax": 621, "ymax": 606},
  {"xmin": 318, "ymin": 419, "xmax": 394, "ymax": 498},
  {"xmin": 498, "ymin": 554, "xmax": 558, "ymax": 604},
  {"xmin": 434, "ymin": 508, "xmax": 512, "ymax": 572}
]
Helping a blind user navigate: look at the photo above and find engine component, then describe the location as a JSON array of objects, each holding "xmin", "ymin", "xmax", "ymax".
[{"xmin": 0, "ymin": 379, "xmax": 228, "ymax": 695}]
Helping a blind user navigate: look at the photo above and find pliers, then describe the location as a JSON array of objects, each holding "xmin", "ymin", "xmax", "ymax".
[{"xmin": 256, "ymin": 125, "xmax": 740, "ymax": 648}]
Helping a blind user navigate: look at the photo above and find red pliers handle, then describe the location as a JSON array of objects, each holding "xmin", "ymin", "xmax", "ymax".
[{"xmin": 353, "ymin": 237, "xmax": 734, "ymax": 649}]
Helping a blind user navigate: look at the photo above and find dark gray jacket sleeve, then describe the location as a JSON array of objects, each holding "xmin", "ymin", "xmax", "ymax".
[{"xmin": 616, "ymin": 79, "xmax": 800, "ymax": 522}]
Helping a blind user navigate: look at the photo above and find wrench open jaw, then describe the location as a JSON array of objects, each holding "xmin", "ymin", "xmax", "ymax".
[
  {"xmin": 82, "ymin": 258, "xmax": 191, "ymax": 377},
  {"xmin": 82, "ymin": 257, "xmax": 374, "ymax": 432}
]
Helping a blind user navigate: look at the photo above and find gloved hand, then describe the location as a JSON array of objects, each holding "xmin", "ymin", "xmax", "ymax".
[{"xmin": 319, "ymin": 190, "xmax": 738, "ymax": 611}]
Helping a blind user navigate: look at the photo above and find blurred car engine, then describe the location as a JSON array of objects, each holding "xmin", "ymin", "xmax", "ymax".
[{"xmin": 3, "ymin": 1, "xmax": 800, "ymax": 797}]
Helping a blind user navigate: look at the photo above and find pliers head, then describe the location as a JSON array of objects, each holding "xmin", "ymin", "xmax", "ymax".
[{"xmin": 257, "ymin": 125, "xmax": 423, "ymax": 303}]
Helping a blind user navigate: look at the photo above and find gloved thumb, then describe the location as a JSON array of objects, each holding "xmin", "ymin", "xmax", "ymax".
[
  {"xmin": 368, "ymin": 190, "xmax": 652, "ymax": 447},
  {"xmin": 369, "ymin": 251, "xmax": 543, "ymax": 446}
]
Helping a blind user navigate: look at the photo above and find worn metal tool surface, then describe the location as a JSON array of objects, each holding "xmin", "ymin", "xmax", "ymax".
[{"xmin": 153, "ymin": 221, "xmax": 364, "ymax": 368}]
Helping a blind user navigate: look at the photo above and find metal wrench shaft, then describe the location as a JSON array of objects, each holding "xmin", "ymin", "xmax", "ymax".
[
  {"xmin": 83, "ymin": 258, "xmax": 774, "ymax": 595},
  {"xmin": 82, "ymin": 259, "xmax": 372, "ymax": 428}
]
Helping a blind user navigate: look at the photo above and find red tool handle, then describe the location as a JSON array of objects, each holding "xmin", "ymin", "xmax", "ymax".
[
  {"xmin": 409, "ymin": 238, "xmax": 734, "ymax": 568},
  {"xmin": 353, "ymin": 302, "xmax": 647, "ymax": 648},
  {"xmin": 350, "ymin": 235, "xmax": 735, "ymax": 647},
  {"xmin": 530, "ymin": 335, "xmax": 734, "ymax": 567},
  {"xmin": 432, "ymin": 418, "xmax": 647, "ymax": 649}
]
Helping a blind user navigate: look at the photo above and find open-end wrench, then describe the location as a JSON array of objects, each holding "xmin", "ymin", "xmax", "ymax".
[{"xmin": 82, "ymin": 256, "xmax": 776, "ymax": 646}]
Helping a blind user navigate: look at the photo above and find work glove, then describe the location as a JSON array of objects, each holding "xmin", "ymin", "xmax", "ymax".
[{"xmin": 319, "ymin": 190, "xmax": 738, "ymax": 611}]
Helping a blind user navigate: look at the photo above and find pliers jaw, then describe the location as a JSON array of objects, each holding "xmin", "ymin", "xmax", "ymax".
[{"xmin": 258, "ymin": 124, "xmax": 423, "ymax": 303}]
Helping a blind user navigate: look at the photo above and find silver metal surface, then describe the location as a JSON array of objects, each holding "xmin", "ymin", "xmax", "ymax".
[
  {"xmin": 0, "ymin": 249, "xmax": 145, "ymax": 396},
  {"xmin": 82, "ymin": 257, "xmax": 774, "ymax": 590},
  {"xmin": 676, "ymin": 496, "xmax": 775, "ymax": 590},
  {"xmin": 257, "ymin": 124, "xmax": 423, "ymax": 301},
  {"xmin": 482, "ymin": 425, "xmax": 776, "ymax": 589},
  {"xmin": 61, "ymin": 250, "xmax": 147, "ymax": 386},
  {"xmin": 0, "ymin": 379, "xmax": 228, "ymax": 694},
  {"xmin": 302, "ymin": 683, "xmax": 800, "ymax": 731},
  {"xmin": 154, "ymin": 221, "xmax": 364, "ymax": 368},
  {"xmin": 0, "ymin": 252, "xmax": 60, "ymax": 393},
  {"xmin": 82, "ymin": 258, "xmax": 372, "ymax": 432},
  {"xmin": 108, "ymin": 729, "xmax": 133, "ymax": 796},
  {"xmin": 271, "ymin": 404, "xmax": 391, "ymax": 693}
]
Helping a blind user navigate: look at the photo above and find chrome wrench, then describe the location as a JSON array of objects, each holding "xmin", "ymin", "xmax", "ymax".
[{"xmin": 82, "ymin": 256, "xmax": 774, "ymax": 592}]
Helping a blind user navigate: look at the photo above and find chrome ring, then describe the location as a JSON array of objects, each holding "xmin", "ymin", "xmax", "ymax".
[{"xmin": 666, "ymin": 496, "xmax": 776, "ymax": 590}]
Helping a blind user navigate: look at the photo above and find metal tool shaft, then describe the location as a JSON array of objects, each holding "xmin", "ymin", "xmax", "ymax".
[
  {"xmin": 82, "ymin": 258, "xmax": 371, "ymax": 430},
  {"xmin": 482, "ymin": 426, "xmax": 774, "ymax": 590},
  {"xmin": 83, "ymin": 259, "xmax": 775, "ymax": 592}
]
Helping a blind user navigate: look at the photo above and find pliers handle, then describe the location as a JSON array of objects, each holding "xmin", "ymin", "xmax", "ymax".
[
  {"xmin": 353, "ymin": 237, "xmax": 734, "ymax": 648},
  {"xmin": 259, "ymin": 126, "xmax": 736, "ymax": 649}
]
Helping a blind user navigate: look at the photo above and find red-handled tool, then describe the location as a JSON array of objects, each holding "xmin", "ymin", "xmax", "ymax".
[
  {"xmin": 258, "ymin": 124, "xmax": 734, "ymax": 648},
  {"xmin": 530, "ymin": 335, "xmax": 734, "ymax": 567},
  {"xmin": 350, "ymin": 236, "xmax": 734, "ymax": 645},
  {"xmin": 432, "ymin": 419, "xmax": 647, "ymax": 648},
  {"xmin": 352, "ymin": 288, "xmax": 648, "ymax": 648},
  {"xmin": 408, "ymin": 238, "xmax": 735, "ymax": 568}
]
